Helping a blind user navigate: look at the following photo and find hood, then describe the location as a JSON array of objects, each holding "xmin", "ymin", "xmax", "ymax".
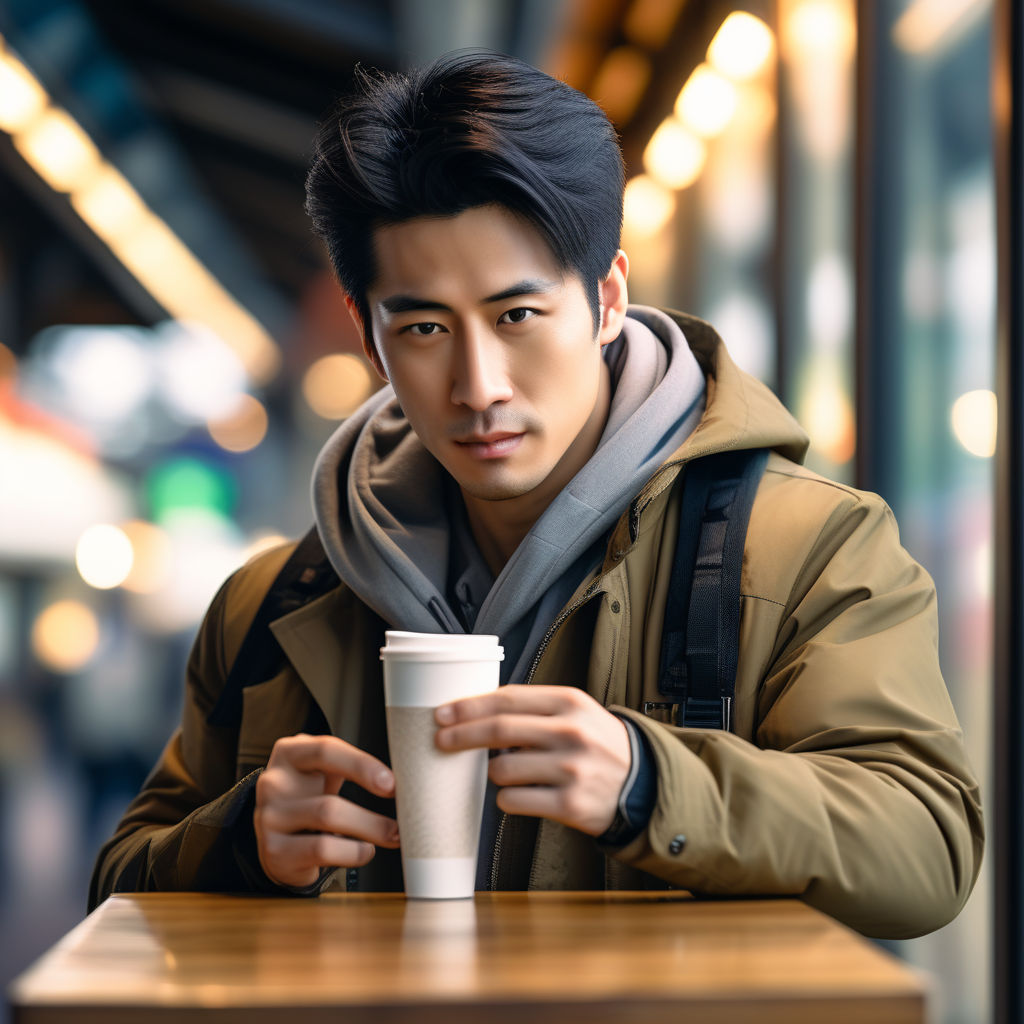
[{"xmin": 660, "ymin": 309, "xmax": 809, "ymax": 466}]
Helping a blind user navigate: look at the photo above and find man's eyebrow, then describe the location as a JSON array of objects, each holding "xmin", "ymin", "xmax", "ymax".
[
  {"xmin": 378, "ymin": 279, "xmax": 560, "ymax": 315},
  {"xmin": 482, "ymin": 279, "xmax": 560, "ymax": 303},
  {"xmin": 379, "ymin": 295, "xmax": 452, "ymax": 314}
]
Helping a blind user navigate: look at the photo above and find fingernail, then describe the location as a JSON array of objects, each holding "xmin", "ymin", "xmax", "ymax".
[
  {"xmin": 378, "ymin": 769, "xmax": 393, "ymax": 789},
  {"xmin": 435, "ymin": 704, "xmax": 454, "ymax": 725}
]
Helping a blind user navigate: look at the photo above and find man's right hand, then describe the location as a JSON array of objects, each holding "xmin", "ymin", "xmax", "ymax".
[{"xmin": 254, "ymin": 733, "xmax": 400, "ymax": 889}]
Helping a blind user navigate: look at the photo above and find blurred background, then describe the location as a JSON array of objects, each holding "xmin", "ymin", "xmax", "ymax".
[{"xmin": 0, "ymin": 1, "xmax": 1013, "ymax": 1022}]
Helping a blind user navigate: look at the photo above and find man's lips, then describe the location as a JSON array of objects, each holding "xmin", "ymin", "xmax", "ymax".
[{"xmin": 453, "ymin": 432, "xmax": 525, "ymax": 458}]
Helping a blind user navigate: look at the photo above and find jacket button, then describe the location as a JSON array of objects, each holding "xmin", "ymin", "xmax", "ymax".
[
  {"xmin": 610, "ymin": 600, "xmax": 621, "ymax": 613},
  {"xmin": 668, "ymin": 835, "xmax": 686, "ymax": 855}
]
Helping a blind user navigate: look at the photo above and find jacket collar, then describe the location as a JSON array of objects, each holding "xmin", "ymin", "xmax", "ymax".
[{"xmin": 269, "ymin": 587, "xmax": 370, "ymax": 741}]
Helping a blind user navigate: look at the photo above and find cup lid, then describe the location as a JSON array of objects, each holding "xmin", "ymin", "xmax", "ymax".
[{"xmin": 380, "ymin": 630, "xmax": 503, "ymax": 662}]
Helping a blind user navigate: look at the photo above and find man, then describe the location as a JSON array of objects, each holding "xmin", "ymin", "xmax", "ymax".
[{"xmin": 90, "ymin": 51, "xmax": 983, "ymax": 939}]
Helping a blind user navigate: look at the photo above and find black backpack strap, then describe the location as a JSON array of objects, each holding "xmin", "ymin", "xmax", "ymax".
[
  {"xmin": 658, "ymin": 448, "xmax": 769, "ymax": 731},
  {"xmin": 206, "ymin": 525, "xmax": 339, "ymax": 727}
]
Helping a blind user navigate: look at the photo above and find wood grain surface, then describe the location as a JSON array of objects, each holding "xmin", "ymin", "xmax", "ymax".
[{"xmin": 8, "ymin": 891, "xmax": 927, "ymax": 1024}]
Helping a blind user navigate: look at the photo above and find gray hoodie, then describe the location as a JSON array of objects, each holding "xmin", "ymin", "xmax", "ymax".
[{"xmin": 311, "ymin": 305, "xmax": 706, "ymax": 684}]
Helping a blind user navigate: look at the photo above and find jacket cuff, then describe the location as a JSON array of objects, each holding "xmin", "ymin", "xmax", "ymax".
[{"xmin": 597, "ymin": 716, "xmax": 659, "ymax": 847}]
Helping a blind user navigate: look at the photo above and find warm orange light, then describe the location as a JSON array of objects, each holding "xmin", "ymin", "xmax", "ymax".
[
  {"xmin": 674, "ymin": 65, "xmax": 738, "ymax": 138},
  {"xmin": 303, "ymin": 354, "xmax": 375, "ymax": 420},
  {"xmin": 31, "ymin": 600, "xmax": 101, "ymax": 673},
  {"xmin": 13, "ymin": 107, "xmax": 101, "ymax": 192},
  {"xmin": 783, "ymin": 0, "xmax": 856, "ymax": 62},
  {"xmin": 623, "ymin": 175, "xmax": 677, "ymax": 238},
  {"xmin": 801, "ymin": 381, "xmax": 856, "ymax": 464},
  {"xmin": 708, "ymin": 12, "xmax": 775, "ymax": 81},
  {"xmin": 643, "ymin": 119, "xmax": 706, "ymax": 190},
  {"xmin": 119, "ymin": 520, "xmax": 173, "ymax": 594},
  {"xmin": 1, "ymin": 37, "xmax": 281, "ymax": 387},
  {"xmin": 0, "ymin": 45, "xmax": 47, "ymax": 132},
  {"xmin": 590, "ymin": 47, "xmax": 652, "ymax": 125},
  {"xmin": 207, "ymin": 394, "xmax": 269, "ymax": 452},
  {"xmin": 71, "ymin": 164, "xmax": 148, "ymax": 239}
]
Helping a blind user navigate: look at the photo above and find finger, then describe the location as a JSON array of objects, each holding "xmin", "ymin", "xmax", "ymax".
[
  {"xmin": 260, "ymin": 832, "xmax": 378, "ymax": 887},
  {"xmin": 494, "ymin": 785, "xmax": 613, "ymax": 837},
  {"xmin": 268, "ymin": 734, "xmax": 395, "ymax": 797},
  {"xmin": 488, "ymin": 750, "xmax": 573, "ymax": 788},
  {"xmin": 436, "ymin": 712, "xmax": 579, "ymax": 753},
  {"xmin": 436, "ymin": 684, "xmax": 585, "ymax": 725},
  {"xmin": 257, "ymin": 795, "xmax": 400, "ymax": 849},
  {"xmin": 494, "ymin": 785, "xmax": 564, "ymax": 822}
]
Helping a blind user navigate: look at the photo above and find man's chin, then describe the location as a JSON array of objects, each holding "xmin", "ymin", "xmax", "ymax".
[
  {"xmin": 451, "ymin": 467, "xmax": 544, "ymax": 504},
  {"xmin": 457, "ymin": 478, "xmax": 535, "ymax": 503}
]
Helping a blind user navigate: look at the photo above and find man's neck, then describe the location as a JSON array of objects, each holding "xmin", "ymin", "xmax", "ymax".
[{"xmin": 461, "ymin": 496, "xmax": 537, "ymax": 577}]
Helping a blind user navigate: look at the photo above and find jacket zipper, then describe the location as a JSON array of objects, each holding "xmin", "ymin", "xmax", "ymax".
[{"xmin": 488, "ymin": 579, "xmax": 602, "ymax": 890}]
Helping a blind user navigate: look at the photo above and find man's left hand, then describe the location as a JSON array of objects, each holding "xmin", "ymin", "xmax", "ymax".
[{"xmin": 434, "ymin": 685, "xmax": 631, "ymax": 836}]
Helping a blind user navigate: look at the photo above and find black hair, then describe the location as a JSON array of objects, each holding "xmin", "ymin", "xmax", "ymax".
[{"xmin": 304, "ymin": 50, "xmax": 624, "ymax": 337}]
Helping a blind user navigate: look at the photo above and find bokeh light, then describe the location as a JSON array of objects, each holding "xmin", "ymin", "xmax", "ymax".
[
  {"xmin": 0, "ymin": 46, "xmax": 47, "ymax": 133},
  {"xmin": 46, "ymin": 325, "xmax": 153, "ymax": 424},
  {"xmin": 145, "ymin": 456, "xmax": 237, "ymax": 524},
  {"xmin": 119, "ymin": 520, "xmax": 173, "ymax": 594},
  {"xmin": 31, "ymin": 600, "xmax": 101, "ymax": 673},
  {"xmin": 13, "ymin": 107, "xmax": 101, "ymax": 193},
  {"xmin": 155, "ymin": 320, "xmax": 248, "ymax": 424},
  {"xmin": 623, "ymin": 175, "xmax": 677, "ymax": 239},
  {"xmin": 302, "ymin": 353, "xmax": 374, "ymax": 420},
  {"xmin": 675, "ymin": 65, "xmax": 738, "ymax": 138},
  {"xmin": 707, "ymin": 12, "xmax": 775, "ymax": 81},
  {"xmin": 70, "ymin": 164, "xmax": 148, "ymax": 239},
  {"xmin": 799, "ymin": 363, "xmax": 856, "ymax": 465},
  {"xmin": 207, "ymin": 394, "xmax": 269, "ymax": 453},
  {"xmin": 75, "ymin": 524, "xmax": 134, "ymax": 590},
  {"xmin": 643, "ymin": 118, "xmax": 706, "ymax": 190},
  {"xmin": 951, "ymin": 390, "xmax": 997, "ymax": 458},
  {"xmin": 784, "ymin": 0, "xmax": 856, "ymax": 60}
]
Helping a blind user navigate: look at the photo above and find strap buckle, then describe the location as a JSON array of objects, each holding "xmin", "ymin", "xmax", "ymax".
[{"xmin": 678, "ymin": 696, "xmax": 732, "ymax": 731}]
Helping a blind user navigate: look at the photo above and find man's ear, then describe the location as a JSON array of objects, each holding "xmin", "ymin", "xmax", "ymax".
[
  {"xmin": 596, "ymin": 249, "xmax": 630, "ymax": 346},
  {"xmin": 345, "ymin": 294, "xmax": 388, "ymax": 381}
]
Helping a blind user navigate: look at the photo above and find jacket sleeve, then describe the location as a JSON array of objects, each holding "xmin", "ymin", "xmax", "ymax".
[
  {"xmin": 611, "ymin": 488, "xmax": 984, "ymax": 940},
  {"xmin": 88, "ymin": 554, "xmax": 318, "ymax": 910}
]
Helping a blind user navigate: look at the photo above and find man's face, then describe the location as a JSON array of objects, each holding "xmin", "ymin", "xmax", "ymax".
[{"xmin": 361, "ymin": 205, "xmax": 627, "ymax": 516}]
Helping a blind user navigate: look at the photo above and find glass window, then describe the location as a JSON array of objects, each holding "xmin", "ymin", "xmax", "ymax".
[{"xmin": 862, "ymin": 3, "xmax": 995, "ymax": 1022}]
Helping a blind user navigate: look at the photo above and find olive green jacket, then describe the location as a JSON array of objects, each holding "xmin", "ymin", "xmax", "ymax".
[{"xmin": 90, "ymin": 312, "xmax": 984, "ymax": 939}]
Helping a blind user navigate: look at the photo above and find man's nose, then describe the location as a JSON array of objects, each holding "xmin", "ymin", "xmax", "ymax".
[{"xmin": 449, "ymin": 329, "xmax": 514, "ymax": 410}]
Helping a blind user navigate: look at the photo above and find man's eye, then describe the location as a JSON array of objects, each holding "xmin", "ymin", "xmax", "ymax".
[
  {"xmin": 405, "ymin": 322, "xmax": 445, "ymax": 336},
  {"xmin": 498, "ymin": 307, "xmax": 537, "ymax": 325}
]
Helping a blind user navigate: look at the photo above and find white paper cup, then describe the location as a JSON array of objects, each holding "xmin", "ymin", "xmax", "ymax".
[{"xmin": 381, "ymin": 631, "xmax": 503, "ymax": 899}]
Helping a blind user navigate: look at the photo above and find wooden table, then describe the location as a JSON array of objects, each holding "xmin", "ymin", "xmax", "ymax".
[{"xmin": 8, "ymin": 891, "xmax": 927, "ymax": 1023}]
